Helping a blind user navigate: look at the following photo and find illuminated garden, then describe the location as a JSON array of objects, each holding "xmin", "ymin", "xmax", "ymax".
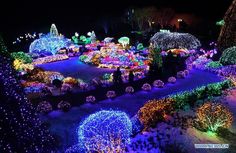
[{"xmin": 1, "ymin": 0, "xmax": 236, "ymax": 152}]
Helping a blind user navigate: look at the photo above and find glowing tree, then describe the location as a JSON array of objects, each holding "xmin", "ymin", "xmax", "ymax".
[
  {"xmin": 50, "ymin": 23, "xmax": 59, "ymax": 37},
  {"xmin": 218, "ymin": 0, "xmax": 236, "ymax": 51},
  {"xmin": 90, "ymin": 31, "xmax": 96, "ymax": 43},
  {"xmin": 149, "ymin": 45, "xmax": 163, "ymax": 76},
  {"xmin": 72, "ymin": 32, "xmax": 79, "ymax": 44},
  {"xmin": 196, "ymin": 102, "xmax": 233, "ymax": 132},
  {"xmin": 0, "ymin": 36, "xmax": 56, "ymax": 152},
  {"xmin": 77, "ymin": 110, "xmax": 132, "ymax": 152},
  {"xmin": 150, "ymin": 32, "xmax": 201, "ymax": 50}
]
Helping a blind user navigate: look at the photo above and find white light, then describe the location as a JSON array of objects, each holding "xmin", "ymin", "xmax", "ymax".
[{"xmin": 178, "ymin": 19, "xmax": 183, "ymax": 22}]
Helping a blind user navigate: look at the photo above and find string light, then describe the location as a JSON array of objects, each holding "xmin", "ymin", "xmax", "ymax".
[
  {"xmin": 196, "ymin": 102, "xmax": 233, "ymax": 132},
  {"xmin": 29, "ymin": 24, "xmax": 72, "ymax": 55},
  {"xmin": 0, "ymin": 35, "xmax": 56, "ymax": 152},
  {"xmin": 150, "ymin": 32, "xmax": 201, "ymax": 50},
  {"xmin": 77, "ymin": 110, "xmax": 132, "ymax": 152}
]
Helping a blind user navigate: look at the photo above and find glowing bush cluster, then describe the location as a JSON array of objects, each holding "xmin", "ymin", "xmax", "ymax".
[
  {"xmin": 23, "ymin": 81, "xmax": 46, "ymax": 94},
  {"xmin": 63, "ymin": 77, "xmax": 78, "ymax": 86},
  {"xmin": 177, "ymin": 71, "xmax": 186, "ymax": 79},
  {"xmin": 106, "ymin": 90, "xmax": 116, "ymax": 99},
  {"xmin": 142, "ymin": 83, "xmax": 152, "ymax": 91},
  {"xmin": 138, "ymin": 98, "xmax": 174, "ymax": 129},
  {"xmin": 30, "ymin": 70, "xmax": 64, "ymax": 84},
  {"xmin": 57, "ymin": 101, "xmax": 71, "ymax": 112},
  {"xmin": 125, "ymin": 86, "xmax": 135, "ymax": 93},
  {"xmin": 196, "ymin": 102, "xmax": 233, "ymax": 132},
  {"xmin": 11, "ymin": 51, "xmax": 33, "ymax": 64},
  {"xmin": 13, "ymin": 59, "xmax": 34, "ymax": 71},
  {"xmin": 61, "ymin": 83, "xmax": 72, "ymax": 93},
  {"xmin": 218, "ymin": 65, "xmax": 236, "ymax": 77},
  {"xmin": 192, "ymin": 56, "xmax": 212, "ymax": 70},
  {"xmin": 220, "ymin": 46, "xmax": 236, "ymax": 65},
  {"xmin": 33, "ymin": 54, "xmax": 69, "ymax": 65},
  {"xmin": 29, "ymin": 34, "xmax": 72, "ymax": 55},
  {"xmin": 150, "ymin": 32, "xmax": 201, "ymax": 50},
  {"xmin": 37, "ymin": 101, "xmax": 52, "ymax": 114},
  {"xmin": 153, "ymin": 80, "xmax": 164, "ymax": 88},
  {"xmin": 79, "ymin": 42, "xmax": 149, "ymax": 70},
  {"xmin": 168, "ymin": 76, "xmax": 176, "ymax": 83},
  {"xmin": 206, "ymin": 61, "xmax": 223, "ymax": 69},
  {"xmin": 86, "ymin": 95, "xmax": 96, "ymax": 103},
  {"xmin": 77, "ymin": 110, "xmax": 132, "ymax": 152}
]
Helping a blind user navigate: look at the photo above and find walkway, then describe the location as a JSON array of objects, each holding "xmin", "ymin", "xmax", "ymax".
[{"xmin": 37, "ymin": 57, "xmax": 114, "ymax": 82}]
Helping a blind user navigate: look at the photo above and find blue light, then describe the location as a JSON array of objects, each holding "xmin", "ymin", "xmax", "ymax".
[
  {"xmin": 29, "ymin": 33, "xmax": 72, "ymax": 55},
  {"xmin": 77, "ymin": 110, "xmax": 132, "ymax": 152}
]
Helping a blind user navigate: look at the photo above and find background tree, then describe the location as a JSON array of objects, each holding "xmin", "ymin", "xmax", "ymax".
[
  {"xmin": 126, "ymin": 7, "xmax": 175, "ymax": 32},
  {"xmin": 218, "ymin": 0, "xmax": 236, "ymax": 52},
  {"xmin": 0, "ymin": 35, "xmax": 56, "ymax": 152},
  {"xmin": 156, "ymin": 8, "xmax": 175, "ymax": 27}
]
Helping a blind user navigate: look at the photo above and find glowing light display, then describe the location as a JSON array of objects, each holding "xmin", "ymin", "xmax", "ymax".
[
  {"xmin": 125, "ymin": 86, "xmax": 135, "ymax": 93},
  {"xmin": 29, "ymin": 24, "xmax": 72, "ymax": 55},
  {"xmin": 77, "ymin": 110, "xmax": 132, "ymax": 152},
  {"xmin": 177, "ymin": 71, "xmax": 186, "ymax": 78},
  {"xmin": 118, "ymin": 37, "xmax": 130, "ymax": 47},
  {"xmin": 138, "ymin": 98, "xmax": 174, "ymax": 129},
  {"xmin": 150, "ymin": 32, "xmax": 201, "ymax": 50},
  {"xmin": 86, "ymin": 95, "xmax": 96, "ymax": 103},
  {"xmin": 142, "ymin": 83, "xmax": 152, "ymax": 91},
  {"xmin": 153, "ymin": 80, "xmax": 164, "ymax": 88},
  {"xmin": 106, "ymin": 90, "xmax": 116, "ymax": 98},
  {"xmin": 196, "ymin": 102, "xmax": 233, "ymax": 132},
  {"xmin": 216, "ymin": 20, "xmax": 225, "ymax": 26},
  {"xmin": 220, "ymin": 46, "xmax": 236, "ymax": 65},
  {"xmin": 168, "ymin": 76, "xmax": 176, "ymax": 83},
  {"xmin": 57, "ymin": 101, "xmax": 71, "ymax": 112}
]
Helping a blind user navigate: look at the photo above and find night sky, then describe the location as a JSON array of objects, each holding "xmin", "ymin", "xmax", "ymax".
[{"xmin": 0, "ymin": 0, "xmax": 232, "ymax": 43}]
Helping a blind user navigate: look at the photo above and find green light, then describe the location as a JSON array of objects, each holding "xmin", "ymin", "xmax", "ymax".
[
  {"xmin": 207, "ymin": 131, "xmax": 216, "ymax": 137},
  {"xmin": 216, "ymin": 20, "xmax": 225, "ymax": 26}
]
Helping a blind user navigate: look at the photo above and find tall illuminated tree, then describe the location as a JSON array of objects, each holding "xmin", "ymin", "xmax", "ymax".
[
  {"xmin": 0, "ymin": 36, "xmax": 56, "ymax": 152},
  {"xmin": 148, "ymin": 45, "xmax": 163, "ymax": 77},
  {"xmin": 50, "ymin": 23, "xmax": 59, "ymax": 37},
  {"xmin": 218, "ymin": 0, "xmax": 236, "ymax": 51}
]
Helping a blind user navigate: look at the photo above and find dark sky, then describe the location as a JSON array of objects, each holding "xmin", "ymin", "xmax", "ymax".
[{"xmin": 0, "ymin": 0, "xmax": 233, "ymax": 42}]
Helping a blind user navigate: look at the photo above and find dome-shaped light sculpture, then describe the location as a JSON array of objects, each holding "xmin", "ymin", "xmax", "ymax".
[
  {"xmin": 118, "ymin": 36, "xmax": 130, "ymax": 48},
  {"xmin": 29, "ymin": 24, "xmax": 72, "ymax": 55},
  {"xmin": 77, "ymin": 110, "xmax": 132, "ymax": 152},
  {"xmin": 150, "ymin": 32, "xmax": 201, "ymax": 50}
]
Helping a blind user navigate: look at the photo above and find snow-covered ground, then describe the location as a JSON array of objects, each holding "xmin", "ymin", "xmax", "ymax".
[
  {"xmin": 128, "ymin": 88, "xmax": 236, "ymax": 153},
  {"xmin": 41, "ymin": 69, "xmax": 223, "ymax": 151}
]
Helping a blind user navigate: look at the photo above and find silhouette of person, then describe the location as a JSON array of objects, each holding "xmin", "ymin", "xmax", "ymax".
[
  {"xmin": 113, "ymin": 67, "xmax": 122, "ymax": 84},
  {"xmin": 129, "ymin": 70, "xmax": 134, "ymax": 83}
]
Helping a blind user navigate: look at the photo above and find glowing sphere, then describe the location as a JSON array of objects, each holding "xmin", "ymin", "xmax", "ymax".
[
  {"xmin": 29, "ymin": 34, "xmax": 71, "ymax": 55},
  {"xmin": 77, "ymin": 110, "xmax": 132, "ymax": 152}
]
